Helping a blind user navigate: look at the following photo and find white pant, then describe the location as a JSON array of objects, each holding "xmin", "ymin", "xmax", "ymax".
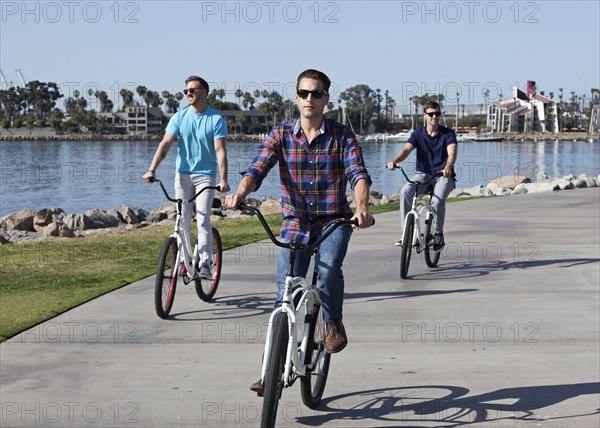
[{"xmin": 174, "ymin": 173, "xmax": 215, "ymax": 267}]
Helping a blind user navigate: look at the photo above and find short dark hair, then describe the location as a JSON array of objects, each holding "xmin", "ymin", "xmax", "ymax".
[
  {"xmin": 423, "ymin": 101, "xmax": 441, "ymax": 113},
  {"xmin": 185, "ymin": 75, "xmax": 209, "ymax": 92},
  {"xmin": 296, "ymin": 69, "xmax": 331, "ymax": 92}
]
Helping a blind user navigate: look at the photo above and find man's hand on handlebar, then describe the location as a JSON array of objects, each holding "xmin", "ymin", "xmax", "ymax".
[
  {"xmin": 385, "ymin": 161, "xmax": 399, "ymax": 170},
  {"xmin": 351, "ymin": 210, "xmax": 375, "ymax": 230},
  {"xmin": 225, "ymin": 193, "xmax": 246, "ymax": 210},
  {"xmin": 143, "ymin": 171, "xmax": 155, "ymax": 183}
]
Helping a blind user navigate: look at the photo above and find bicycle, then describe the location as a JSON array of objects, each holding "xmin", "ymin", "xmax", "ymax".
[
  {"xmin": 150, "ymin": 177, "xmax": 223, "ymax": 318},
  {"xmin": 238, "ymin": 203, "xmax": 358, "ymax": 428},
  {"xmin": 388, "ymin": 164, "xmax": 442, "ymax": 279}
]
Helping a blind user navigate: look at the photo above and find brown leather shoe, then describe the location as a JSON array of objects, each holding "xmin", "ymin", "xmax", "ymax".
[
  {"xmin": 325, "ymin": 322, "xmax": 348, "ymax": 353},
  {"xmin": 250, "ymin": 379, "xmax": 264, "ymax": 397}
]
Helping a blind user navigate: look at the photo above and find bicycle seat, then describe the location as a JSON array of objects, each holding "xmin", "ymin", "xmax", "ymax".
[{"xmin": 417, "ymin": 184, "xmax": 434, "ymax": 197}]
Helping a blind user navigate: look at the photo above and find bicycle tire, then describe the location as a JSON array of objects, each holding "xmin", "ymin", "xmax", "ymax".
[
  {"xmin": 155, "ymin": 237, "xmax": 179, "ymax": 318},
  {"xmin": 261, "ymin": 312, "xmax": 288, "ymax": 428},
  {"xmin": 195, "ymin": 227, "xmax": 222, "ymax": 302},
  {"xmin": 300, "ymin": 301, "xmax": 331, "ymax": 408},
  {"xmin": 424, "ymin": 212, "xmax": 441, "ymax": 268},
  {"xmin": 400, "ymin": 213, "xmax": 415, "ymax": 279}
]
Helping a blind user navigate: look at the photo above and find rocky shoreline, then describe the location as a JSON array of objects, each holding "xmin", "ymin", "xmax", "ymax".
[{"xmin": 1, "ymin": 172, "xmax": 598, "ymax": 245}]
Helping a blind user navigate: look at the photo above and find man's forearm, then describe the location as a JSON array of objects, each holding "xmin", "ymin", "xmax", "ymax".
[{"xmin": 353, "ymin": 179, "xmax": 370, "ymax": 212}]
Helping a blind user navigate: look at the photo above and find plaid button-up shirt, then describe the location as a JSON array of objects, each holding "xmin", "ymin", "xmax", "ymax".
[{"xmin": 244, "ymin": 117, "xmax": 372, "ymax": 245}]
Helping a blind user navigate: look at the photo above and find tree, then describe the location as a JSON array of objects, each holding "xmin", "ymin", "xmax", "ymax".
[
  {"xmin": 136, "ymin": 85, "xmax": 148, "ymax": 106},
  {"xmin": 94, "ymin": 90, "xmax": 113, "ymax": 113},
  {"xmin": 340, "ymin": 84, "xmax": 379, "ymax": 133},
  {"xmin": 119, "ymin": 89, "xmax": 134, "ymax": 109},
  {"xmin": 234, "ymin": 89, "xmax": 243, "ymax": 109}
]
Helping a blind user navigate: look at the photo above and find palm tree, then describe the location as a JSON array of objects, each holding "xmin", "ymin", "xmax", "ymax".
[
  {"xmin": 119, "ymin": 89, "xmax": 134, "ymax": 109},
  {"xmin": 136, "ymin": 85, "xmax": 148, "ymax": 106},
  {"xmin": 234, "ymin": 89, "xmax": 243, "ymax": 109}
]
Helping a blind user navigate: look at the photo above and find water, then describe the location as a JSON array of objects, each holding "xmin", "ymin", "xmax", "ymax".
[{"xmin": 1, "ymin": 139, "xmax": 599, "ymax": 216}]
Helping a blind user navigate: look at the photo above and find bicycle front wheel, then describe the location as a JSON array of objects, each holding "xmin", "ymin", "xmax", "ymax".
[
  {"xmin": 400, "ymin": 213, "xmax": 415, "ymax": 279},
  {"xmin": 261, "ymin": 312, "xmax": 289, "ymax": 428},
  {"xmin": 195, "ymin": 227, "xmax": 223, "ymax": 301},
  {"xmin": 300, "ymin": 302, "xmax": 331, "ymax": 408},
  {"xmin": 155, "ymin": 236, "xmax": 179, "ymax": 318},
  {"xmin": 424, "ymin": 212, "xmax": 441, "ymax": 268}
]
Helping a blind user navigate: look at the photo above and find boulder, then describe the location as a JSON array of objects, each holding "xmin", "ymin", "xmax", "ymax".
[
  {"xmin": 0, "ymin": 210, "xmax": 35, "ymax": 232},
  {"xmin": 33, "ymin": 208, "xmax": 65, "ymax": 232},
  {"xmin": 81, "ymin": 208, "xmax": 120, "ymax": 229},
  {"xmin": 572, "ymin": 179, "xmax": 588, "ymax": 189},
  {"xmin": 511, "ymin": 184, "xmax": 528, "ymax": 195},
  {"xmin": 148, "ymin": 203, "xmax": 176, "ymax": 223},
  {"xmin": 577, "ymin": 174, "xmax": 597, "ymax": 187},
  {"xmin": 259, "ymin": 198, "xmax": 282, "ymax": 215},
  {"xmin": 487, "ymin": 175, "xmax": 531, "ymax": 191},
  {"xmin": 42, "ymin": 222, "xmax": 76, "ymax": 238},
  {"xmin": 525, "ymin": 182, "xmax": 560, "ymax": 193},
  {"xmin": 108, "ymin": 205, "xmax": 148, "ymax": 225}
]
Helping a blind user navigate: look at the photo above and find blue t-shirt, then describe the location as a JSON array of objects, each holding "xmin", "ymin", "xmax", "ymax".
[
  {"xmin": 407, "ymin": 126, "xmax": 457, "ymax": 175},
  {"xmin": 166, "ymin": 105, "xmax": 228, "ymax": 176}
]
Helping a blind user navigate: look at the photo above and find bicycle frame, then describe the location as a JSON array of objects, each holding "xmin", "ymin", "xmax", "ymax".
[
  {"xmin": 396, "ymin": 165, "xmax": 440, "ymax": 252},
  {"xmin": 239, "ymin": 203, "xmax": 356, "ymax": 388},
  {"xmin": 152, "ymin": 178, "xmax": 220, "ymax": 282}
]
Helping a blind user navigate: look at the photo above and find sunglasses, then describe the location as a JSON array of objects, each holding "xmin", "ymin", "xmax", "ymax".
[
  {"xmin": 426, "ymin": 111, "xmax": 442, "ymax": 117},
  {"xmin": 183, "ymin": 87, "xmax": 203, "ymax": 95},
  {"xmin": 296, "ymin": 89, "xmax": 328, "ymax": 99}
]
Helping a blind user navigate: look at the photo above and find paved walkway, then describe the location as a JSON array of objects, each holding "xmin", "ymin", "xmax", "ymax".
[{"xmin": 1, "ymin": 189, "xmax": 599, "ymax": 427}]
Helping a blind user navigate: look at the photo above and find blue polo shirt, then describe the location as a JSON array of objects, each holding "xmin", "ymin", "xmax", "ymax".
[
  {"xmin": 407, "ymin": 126, "xmax": 457, "ymax": 174},
  {"xmin": 166, "ymin": 105, "xmax": 228, "ymax": 176}
]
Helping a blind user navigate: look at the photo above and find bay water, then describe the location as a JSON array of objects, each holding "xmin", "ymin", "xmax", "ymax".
[{"xmin": 1, "ymin": 139, "xmax": 598, "ymax": 216}]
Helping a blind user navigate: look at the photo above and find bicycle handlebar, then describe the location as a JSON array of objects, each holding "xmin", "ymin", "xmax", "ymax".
[
  {"xmin": 238, "ymin": 203, "xmax": 359, "ymax": 252},
  {"xmin": 387, "ymin": 164, "xmax": 442, "ymax": 186},
  {"xmin": 150, "ymin": 177, "xmax": 221, "ymax": 203}
]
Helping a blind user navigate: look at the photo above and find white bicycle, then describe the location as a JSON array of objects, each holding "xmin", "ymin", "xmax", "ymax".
[
  {"xmin": 239, "ymin": 203, "xmax": 358, "ymax": 428},
  {"xmin": 150, "ymin": 178, "xmax": 223, "ymax": 318},
  {"xmin": 389, "ymin": 164, "xmax": 442, "ymax": 279}
]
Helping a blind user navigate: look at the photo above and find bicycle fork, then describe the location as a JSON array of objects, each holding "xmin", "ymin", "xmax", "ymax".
[{"xmin": 261, "ymin": 276, "xmax": 315, "ymax": 388}]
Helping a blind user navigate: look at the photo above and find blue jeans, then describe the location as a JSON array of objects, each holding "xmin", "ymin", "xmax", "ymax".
[{"xmin": 275, "ymin": 224, "xmax": 352, "ymax": 325}]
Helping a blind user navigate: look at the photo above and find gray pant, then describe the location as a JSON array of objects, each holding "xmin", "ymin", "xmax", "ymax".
[
  {"xmin": 400, "ymin": 173, "xmax": 455, "ymax": 235},
  {"xmin": 175, "ymin": 173, "xmax": 216, "ymax": 267}
]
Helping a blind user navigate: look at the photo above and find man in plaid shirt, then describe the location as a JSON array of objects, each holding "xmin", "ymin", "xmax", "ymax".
[{"xmin": 226, "ymin": 69, "xmax": 374, "ymax": 395}]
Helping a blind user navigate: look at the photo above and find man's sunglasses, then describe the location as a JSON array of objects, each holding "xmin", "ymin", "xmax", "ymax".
[
  {"xmin": 296, "ymin": 89, "xmax": 328, "ymax": 99},
  {"xmin": 426, "ymin": 111, "xmax": 442, "ymax": 117},
  {"xmin": 183, "ymin": 87, "xmax": 203, "ymax": 95}
]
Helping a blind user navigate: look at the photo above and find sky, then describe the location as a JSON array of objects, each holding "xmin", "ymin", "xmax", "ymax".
[{"xmin": 1, "ymin": 0, "xmax": 599, "ymax": 112}]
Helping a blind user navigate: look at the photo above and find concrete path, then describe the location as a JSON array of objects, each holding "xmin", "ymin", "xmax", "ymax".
[{"xmin": 1, "ymin": 189, "xmax": 599, "ymax": 427}]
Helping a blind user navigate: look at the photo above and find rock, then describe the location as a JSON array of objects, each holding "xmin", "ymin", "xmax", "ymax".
[
  {"xmin": 511, "ymin": 183, "xmax": 528, "ymax": 195},
  {"xmin": 370, "ymin": 190, "xmax": 383, "ymax": 199},
  {"xmin": 555, "ymin": 179, "xmax": 575, "ymax": 190},
  {"xmin": 33, "ymin": 208, "xmax": 65, "ymax": 232},
  {"xmin": 42, "ymin": 222, "xmax": 76, "ymax": 238},
  {"xmin": 577, "ymin": 174, "xmax": 597, "ymax": 188},
  {"xmin": 259, "ymin": 198, "xmax": 281, "ymax": 215},
  {"xmin": 63, "ymin": 213, "xmax": 86, "ymax": 231},
  {"xmin": 108, "ymin": 205, "xmax": 148, "ymax": 225},
  {"xmin": 0, "ymin": 210, "xmax": 35, "ymax": 232},
  {"xmin": 148, "ymin": 203, "xmax": 176, "ymax": 223},
  {"xmin": 537, "ymin": 171, "xmax": 550, "ymax": 181},
  {"xmin": 525, "ymin": 182, "xmax": 560, "ymax": 193},
  {"xmin": 572, "ymin": 179, "xmax": 588, "ymax": 189},
  {"xmin": 487, "ymin": 175, "xmax": 531, "ymax": 191}
]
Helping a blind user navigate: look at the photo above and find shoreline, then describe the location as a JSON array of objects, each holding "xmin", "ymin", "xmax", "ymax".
[{"xmin": 0, "ymin": 130, "xmax": 597, "ymax": 142}]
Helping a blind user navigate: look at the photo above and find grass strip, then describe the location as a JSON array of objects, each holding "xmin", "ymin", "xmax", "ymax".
[{"xmin": 0, "ymin": 199, "xmax": 467, "ymax": 342}]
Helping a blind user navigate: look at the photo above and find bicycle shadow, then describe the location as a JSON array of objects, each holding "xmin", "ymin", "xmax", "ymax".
[
  {"xmin": 409, "ymin": 257, "xmax": 600, "ymax": 281},
  {"xmin": 344, "ymin": 288, "xmax": 478, "ymax": 303},
  {"xmin": 295, "ymin": 382, "xmax": 600, "ymax": 426},
  {"xmin": 169, "ymin": 292, "xmax": 274, "ymax": 321}
]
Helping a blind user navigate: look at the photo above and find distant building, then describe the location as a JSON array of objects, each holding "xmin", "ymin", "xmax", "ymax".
[
  {"xmin": 96, "ymin": 106, "xmax": 269, "ymax": 135},
  {"xmin": 487, "ymin": 81, "xmax": 558, "ymax": 133}
]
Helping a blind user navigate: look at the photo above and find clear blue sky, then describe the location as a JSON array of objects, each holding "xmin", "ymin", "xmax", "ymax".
[{"xmin": 2, "ymin": 0, "xmax": 599, "ymax": 110}]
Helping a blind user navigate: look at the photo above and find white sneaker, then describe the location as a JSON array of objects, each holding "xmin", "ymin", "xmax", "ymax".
[
  {"xmin": 199, "ymin": 265, "xmax": 211, "ymax": 279},
  {"xmin": 394, "ymin": 240, "xmax": 402, "ymax": 247}
]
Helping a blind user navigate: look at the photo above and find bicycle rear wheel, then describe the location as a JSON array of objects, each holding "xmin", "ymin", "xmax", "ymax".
[
  {"xmin": 195, "ymin": 227, "xmax": 222, "ymax": 301},
  {"xmin": 155, "ymin": 237, "xmax": 179, "ymax": 318},
  {"xmin": 261, "ymin": 312, "xmax": 288, "ymax": 428},
  {"xmin": 400, "ymin": 213, "xmax": 415, "ymax": 279},
  {"xmin": 424, "ymin": 211, "xmax": 441, "ymax": 268},
  {"xmin": 300, "ymin": 301, "xmax": 331, "ymax": 408}
]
